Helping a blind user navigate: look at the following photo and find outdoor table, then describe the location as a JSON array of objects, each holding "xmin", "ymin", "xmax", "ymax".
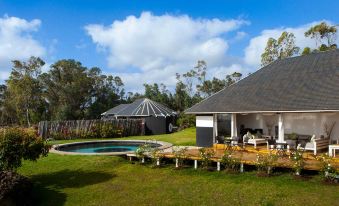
[{"xmin": 329, "ymin": 144, "xmax": 339, "ymax": 157}]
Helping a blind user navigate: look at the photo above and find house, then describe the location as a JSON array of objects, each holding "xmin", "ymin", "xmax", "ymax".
[
  {"xmin": 102, "ymin": 98, "xmax": 177, "ymax": 135},
  {"xmin": 186, "ymin": 49, "xmax": 339, "ymax": 153}
]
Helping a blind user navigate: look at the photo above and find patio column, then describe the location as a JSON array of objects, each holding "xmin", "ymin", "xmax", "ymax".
[
  {"xmin": 278, "ymin": 113, "xmax": 285, "ymax": 143},
  {"xmin": 213, "ymin": 114, "xmax": 218, "ymax": 143},
  {"xmin": 231, "ymin": 113, "xmax": 238, "ymax": 138}
]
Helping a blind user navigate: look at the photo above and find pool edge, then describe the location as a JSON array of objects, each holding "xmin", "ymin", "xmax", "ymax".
[{"xmin": 50, "ymin": 140, "xmax": 173, "ymax": 156}]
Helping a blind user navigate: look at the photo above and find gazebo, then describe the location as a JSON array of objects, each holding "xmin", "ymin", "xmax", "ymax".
[{"xmin": 102, "ymin": 98, "xmax": 177, "ymax": 135}]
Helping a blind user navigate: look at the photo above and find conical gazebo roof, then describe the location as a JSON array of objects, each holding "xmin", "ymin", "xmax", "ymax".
[{"xmin": 103, "ymin": 98, "xmax": 176, "ymax": 117}]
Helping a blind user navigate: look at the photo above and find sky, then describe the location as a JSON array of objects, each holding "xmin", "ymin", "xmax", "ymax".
[{"xmin": 0, "ymin": 0, "xmax": 338, "ymax": 92}]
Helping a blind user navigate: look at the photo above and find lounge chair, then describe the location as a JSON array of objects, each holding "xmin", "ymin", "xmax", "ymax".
[
  {"xmin": 243, "ymin": 132, "xmax": 267, "ymax": 149},
  {"xmin": 297, "ymin": 135, "xmax": 330, "ymax": 155}
]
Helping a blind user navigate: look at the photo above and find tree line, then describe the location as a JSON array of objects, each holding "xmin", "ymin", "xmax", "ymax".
[
  {"xmin": 0, "ymin": 58, "xmax": 242, "ymax": 126},
  {"xmin": 261, "ymin": 22, "xmax": 337, "ymax": 66}
]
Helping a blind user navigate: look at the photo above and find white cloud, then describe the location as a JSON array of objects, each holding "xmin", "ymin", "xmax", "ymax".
[
  {"xmin": 85, "ymin": 12, "xmax": 248, "ymax": 91},
  {"xmin": 244, "ymin": 21, "xmax": 337, "ymax": 68},
  {"xmin": 0, "ymin": 15, "xmax": 46, "ymax": 80}
]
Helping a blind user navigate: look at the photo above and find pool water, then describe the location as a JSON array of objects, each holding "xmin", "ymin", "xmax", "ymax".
[
  {"xmin": 65, "ymin": 145, "xmax": 139, "ymax": 153},
  {"xmin": 56, "ymin": 141, "xmax": 157, "ymax": 154}
]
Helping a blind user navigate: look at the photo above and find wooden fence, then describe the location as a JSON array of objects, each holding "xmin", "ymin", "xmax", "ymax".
[{"xmin": 38, "ymin": 119, "xmax": 144, "ymax": 139}]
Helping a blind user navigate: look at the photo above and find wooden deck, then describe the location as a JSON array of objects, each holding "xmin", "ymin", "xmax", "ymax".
[{"xmin": 160, "ymin": 144, "xmax": 339, "ymax": 171}]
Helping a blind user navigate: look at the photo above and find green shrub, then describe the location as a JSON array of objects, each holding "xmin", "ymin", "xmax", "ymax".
[
  {"xmin": 289, "ymin": 148, "xmax": 305, "ymax": 175},
  {"xmin": 317, "ymin": 154, "xmax": 339, "ymax": 182},
  {"xmin": 135, "ymin": 144, "xmax": 151, "ymax": 163},
  {"xmin": 99, "ymin": 124, "xmax": 123, "ymax": 138},
  {"xmin": 221, "ymin": 147, "xmax": 241, "ymax": 172},
  {"xmin": 255, "ymin": 153, "xmax": 278, "ymax": 175},
  {"xmin": 0, "ymin": 171, "xmax": 32, "ymax": 205},
  {"xmin": 198, "ymin": 148, "xmax": 215, "ymax": 169},
  {"xmin": 177, "ymin": 114, "xmax": 195, "ymax": 130},
  {"xmin": 0, "ymin": 127, "xmax": 50, "ymax": 171},
  {"xmin": 149, "ymin": 147, "xmax": 164, "ymax": 167},
  {"xmin": 172, "ymin": 147, "xmax": 189, "ymax": 168}
]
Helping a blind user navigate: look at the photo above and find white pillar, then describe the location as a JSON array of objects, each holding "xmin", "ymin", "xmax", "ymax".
[
  {"xmin": 194, "ymin": 160, "xmax": 198, "ymax": 169},
  {"xmin": 231, "ymin": 113, "xmax": 238, "ymax": 138},
  {"xmin": 156, "ymin": 158, "xmax": 160, "ymax": 166},
  {"xmin": 213, "ymin": 114, "xmax": 218, "ymax": 143},
  {"xmin": 240, "ymin": 163, "xmax": 244, "ymax": 173},
  {"xmin": 217, "ymin": 162, "xmax": 220, "ymax": 171},
  {"xmin": 175, "ymin": 158, "xmax": 179, "ymax": 168},
  {"xmin": 278, "ymin": 113, "xmax": 285, "ymax": 143}
]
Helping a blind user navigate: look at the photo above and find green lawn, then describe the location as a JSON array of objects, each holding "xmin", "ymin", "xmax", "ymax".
[
  {"xmin": 50, "ymin": 127, "xmax": 196, "ymax": 146},
  {"xmin": 19, "ymin": 128, "xmax": 339, "ymax": 206}
]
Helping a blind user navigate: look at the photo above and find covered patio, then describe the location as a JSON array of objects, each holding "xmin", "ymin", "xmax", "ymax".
[
  {"xmin": 212, "ymin": 112, "xmax": 338, "ymax": 155},
  {"xmin": 186, "ymin": 50, "xmax": 339, "ymax": 157}
]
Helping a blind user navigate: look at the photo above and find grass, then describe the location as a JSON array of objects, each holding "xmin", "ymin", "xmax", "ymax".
[{"xmin": 18, "ymin": 128, "xmax": 339, "ymax": 206}]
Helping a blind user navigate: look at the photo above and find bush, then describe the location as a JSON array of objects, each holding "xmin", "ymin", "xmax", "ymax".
[
  {"xmin": 135, "ymin": 144, "xmax": 151, "ymax": 163},
  {"xmin": 0, "ymin": 170, "xmax": 33, "ymax": 206},
  {"xmin": 177, "ymin": 114, "xmax": 195, "ymax": 130},
  {"xmin": 221, "ymin": 147, "xmax": 241, "ymax": 172},
  {"xmin": 198, "ymin": 148, "xmax": 215, "ymax": 169},
  {"xmin": 255, "ymin": 153, "xmax": 278, "ymax": 175},
  {"xmin": 149, "ymin": 147, "xmax": 164, "ymax": 167},
  {"xmin": 289, "ymin": 148, "xmax": 305, "ymax": 175},
  {"xmin": 317, "ymin": 154, "xmax": 339, "ymax": 183},
  {"xmin": 0, "ymin": 127, "xmax": 50, "ymax": 171},
  {"xmin": 172, "ymin": 147, "xmax": 189, "ymax": 168}
]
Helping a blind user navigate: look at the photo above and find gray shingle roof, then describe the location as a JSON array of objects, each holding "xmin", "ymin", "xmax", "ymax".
[
  {"xmin": 103, "ymin": 98, "xmax": 177, "ymax": 117},
  {"xmin": 101, "ymin": 104, "xmax": 130, "ymax": 116},
  {"xmin": 186, "ymin": 50, "xmax": 339, "ymax": 114}
]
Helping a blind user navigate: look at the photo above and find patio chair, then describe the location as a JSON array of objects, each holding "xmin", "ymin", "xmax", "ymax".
[
  {"xmin": 297, "ymin": 135, "xmax": 329, "ymax": 155},
  {"xmin": 215, "ymin": 136, "xmax": 225, "ymax": 144},
  {"xmin": 231, "ymin": 136, "xmax": 241, "ymax": 146},
  {"xmin": 243, "ymin": 132, "xmax": 267, "ymax": 149},
  {"xmin": 266, "ymin": 139, "xmax": 276, "ymax": 150}
]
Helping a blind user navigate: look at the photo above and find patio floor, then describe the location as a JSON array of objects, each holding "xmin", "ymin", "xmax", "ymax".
[{"xmin": 161, "ymin": 144, "xmax": 339, "ymax": 171}]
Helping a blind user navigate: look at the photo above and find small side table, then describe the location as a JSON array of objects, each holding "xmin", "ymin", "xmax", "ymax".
[{"xmin": 329, "ymin": 144, "xmax": 339, "ymax": 157}]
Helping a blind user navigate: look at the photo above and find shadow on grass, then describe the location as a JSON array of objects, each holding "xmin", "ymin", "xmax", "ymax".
[
  {"xmin": 31, "ymin": 184, "xmax": 67, "ymax": 206},
  {"xmin": 31, "ymin": 169, "xmax": 116, "ymax": 189},
  {"xmin": 30, "ymin": 169, "xmax": 116, "ymax": 206}
]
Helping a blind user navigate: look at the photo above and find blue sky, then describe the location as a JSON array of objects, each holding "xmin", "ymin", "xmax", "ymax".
[{"xmin": 0, "ymin": 0, "xmax": 338, "ymax": 91}]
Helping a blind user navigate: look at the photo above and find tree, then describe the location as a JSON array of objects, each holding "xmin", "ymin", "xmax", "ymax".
[
  {"xmin": 143, "ymin": 83, "xmax": 174, "ymax": 109},
  {"xmin": 5, "ymin": 57, "xmax": 46, "ymax": 126},
  {"xmin": 261, "ymin": 32, "xmax": 300, "ymax": 66},
  {"xmin": 85, "ymin": 67, "xmax": 124, "ymax": 118},
  {"xmin": 40, "ymin": 59, "xmax": 94, "ymax": 120},
  {"xmin": 301, "ymin": 47, "xmax": 311, "ymax": 55},
  {"xmin": 305, "ymin": 22, "xmax": 337, "ymax": 51}
]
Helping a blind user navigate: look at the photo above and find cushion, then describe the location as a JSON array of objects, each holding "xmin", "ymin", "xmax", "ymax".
[{"xmin": 310, "ymin": 135, "xmax": 316, "ymax": 142}]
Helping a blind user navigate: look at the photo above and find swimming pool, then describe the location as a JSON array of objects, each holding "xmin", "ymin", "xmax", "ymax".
[{"xmin": 51, "ymin": 140, "xmax": 172, "ymax": 155}]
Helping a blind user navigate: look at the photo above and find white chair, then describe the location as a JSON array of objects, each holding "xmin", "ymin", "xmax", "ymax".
[{"xmin": 298, "ymin": 135, "xmax": 330, "ymax": 155}]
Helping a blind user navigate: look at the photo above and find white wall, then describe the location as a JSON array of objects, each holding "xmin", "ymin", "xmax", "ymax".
[
  {"xmin": 284, "ymin": 112, "xmax": 339, "ymax": 142},
  {"xmin": 237, "ymin": 113, "xmax": 278, "ymax": 136},
  {"xmin": 196, "ymin": 116, "xmax": 214, "ymax": 127}
]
